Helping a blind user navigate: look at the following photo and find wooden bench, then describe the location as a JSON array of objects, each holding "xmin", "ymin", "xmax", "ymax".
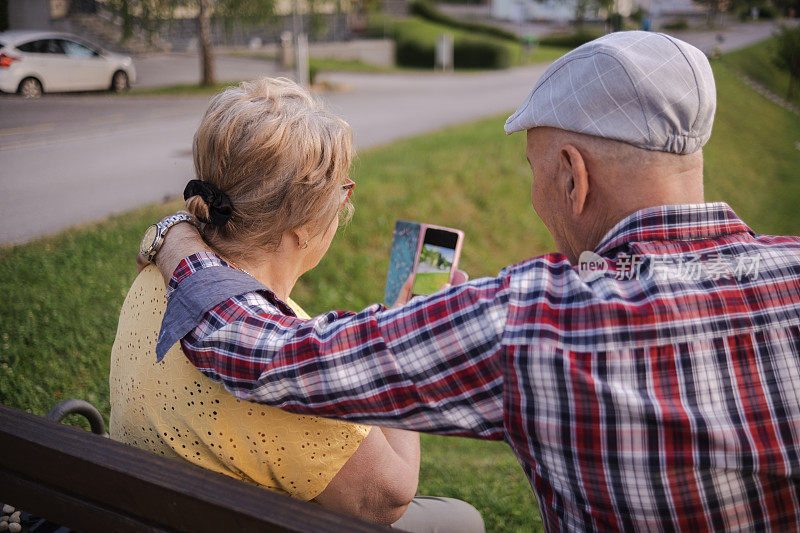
[{"xmin": 0, "ymin": 403, "xmax": 385, "ymax": 532}]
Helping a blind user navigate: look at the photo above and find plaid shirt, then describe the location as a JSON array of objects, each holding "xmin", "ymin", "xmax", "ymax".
[{"xmin": 160, "ymin": 202, "xmax": 800, "ymax": 532}]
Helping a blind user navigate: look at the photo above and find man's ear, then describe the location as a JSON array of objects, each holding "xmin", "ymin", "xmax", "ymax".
[{"xmin": 558, "ymin": 144, "xmax": 589, "ymax": 216}]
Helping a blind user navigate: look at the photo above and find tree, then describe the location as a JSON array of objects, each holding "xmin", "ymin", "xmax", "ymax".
[
  {"xmin": 772, "ymin": 0, "xmax": 800, "ymax": 16},
  {"xmin": 774, "ymin": 25, "xmax": 800, "ymax": 100},
  {"xmin": 113, "ymin": 0, "xmax": 180, "ymax": 45},
  {"xmin": 197, "ymin": 0, "xmax": 215, "ymax": 86},
  {"xmin": 691, "ymin": 0, "xmax": 732, "ymax": 26},
  {"xmin": 122, "ymin": 0, "xmax": 274, "ymax": 86},
  {"xmin": 553, "ymin": 0, "xmax": 612, "ymax": 32}
]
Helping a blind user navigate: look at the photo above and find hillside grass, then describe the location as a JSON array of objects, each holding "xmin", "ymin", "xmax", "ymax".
[
  {"xmin": 722, "ymin": 36, "xmax": 800, "ymax": 108},
  {"xmin": 130, "ymin": 80, "xmax": 241, "ymax": 96},
  {"xmin": 704, "ymin": 61, "xmax": 800, "ymax": 236},
  {"xmin": 2, "ymin": 46, "xmax": 799, "ymax": 532}
]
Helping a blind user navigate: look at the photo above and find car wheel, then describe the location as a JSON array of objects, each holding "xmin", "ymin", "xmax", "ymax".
[
  {"xmin": 111, "ymin": 70, "xmax": 129, "ymax": 93},
  {"xmin": 18, "ymin": 77, "xmax": 43, "ymax": 98}
]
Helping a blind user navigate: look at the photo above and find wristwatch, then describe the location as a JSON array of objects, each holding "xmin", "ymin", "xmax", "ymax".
[{"xmin": 139, "ymin": 212, "xmax": 200, "ymax": 263}]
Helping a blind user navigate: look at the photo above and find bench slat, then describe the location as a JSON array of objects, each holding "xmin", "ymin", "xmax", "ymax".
[
  {"xmin": 0, "ymin": 469, "xmax": 166, "ymax": 532},
  {"xmin": 0, "ymin": 405, "xmax": 385, "ymax": 533}
]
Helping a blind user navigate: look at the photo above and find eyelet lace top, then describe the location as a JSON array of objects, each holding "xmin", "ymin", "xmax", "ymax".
[{"xmin": 109, "ymin": 266, "xmax": 371, "ymax": 500}]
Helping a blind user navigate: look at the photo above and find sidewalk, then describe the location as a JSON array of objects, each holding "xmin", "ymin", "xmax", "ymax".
[{"xmin": 132, "ymin": 53, "xmax": 286, "ymax": 88}]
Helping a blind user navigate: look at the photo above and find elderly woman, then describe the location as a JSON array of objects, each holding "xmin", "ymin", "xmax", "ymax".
[{"xmin": 109, "ymin": 77, "xmax": 483, "ymax": 532}]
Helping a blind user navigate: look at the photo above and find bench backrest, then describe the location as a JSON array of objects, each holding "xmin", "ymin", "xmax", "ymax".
[{"xmin": 0, "ymin": 404, "xmax": 385, "ymax": 532}]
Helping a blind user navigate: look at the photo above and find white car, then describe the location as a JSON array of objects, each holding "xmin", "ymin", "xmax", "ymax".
[{"xmin": 0, "ymin": 31, "xmax": 136, "ymax": 97}]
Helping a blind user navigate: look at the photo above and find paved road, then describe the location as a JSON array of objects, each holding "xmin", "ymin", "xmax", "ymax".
[
  {"xmin": 0, "ymin": 63, "xmax": 551, "ymax": 244},
  {"xmin": 669, "ymin": 21, "xmax": 778, "ymax": 55},
  {"xmin": 0, "ymin": 23, "xmax": 779, "ymax": 244}
]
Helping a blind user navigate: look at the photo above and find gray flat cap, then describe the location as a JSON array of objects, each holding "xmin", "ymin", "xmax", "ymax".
[{"xmin": 504, "ymin": 31, "xmax": 716, "ymax": 154}]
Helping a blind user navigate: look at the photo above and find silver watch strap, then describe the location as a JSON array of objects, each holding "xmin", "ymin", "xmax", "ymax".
[
  {"xmin": 158, "ymin": 212, "xmax": 199, "ymax": 232},
  {"xmin": 146, "ymin": 212, "xmax": 199, "ymax": 262}
]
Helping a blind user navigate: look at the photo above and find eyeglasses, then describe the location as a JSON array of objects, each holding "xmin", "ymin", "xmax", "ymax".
[{"xmin": 340, "ymin": 178, "xmax": 355, "ymax": 205}]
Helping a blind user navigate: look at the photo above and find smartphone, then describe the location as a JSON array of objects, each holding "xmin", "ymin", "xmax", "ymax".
[{"xmin": 384, "ymin": 221, "xmax": 464, "ymax": 307}]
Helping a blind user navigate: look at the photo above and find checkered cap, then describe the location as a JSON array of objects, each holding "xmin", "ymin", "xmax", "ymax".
[{"xmin": 505, "ymin": 31, "xmax": 716, "ymax": 154}]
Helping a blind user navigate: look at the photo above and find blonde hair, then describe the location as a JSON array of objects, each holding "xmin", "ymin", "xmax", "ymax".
[{"xmin": 186, "ymin": 77, "xmax": 354, "ymax": 258}]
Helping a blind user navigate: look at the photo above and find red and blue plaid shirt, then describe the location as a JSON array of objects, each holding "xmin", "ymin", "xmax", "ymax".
[{"xmin": 160, "ymin": 202, "xmax": 800, "ymax": 532}]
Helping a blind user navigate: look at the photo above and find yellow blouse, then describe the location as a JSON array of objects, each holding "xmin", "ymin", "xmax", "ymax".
[{"xmin": 109, "ymin": 266, "xmax": 371, "ymax": 500}]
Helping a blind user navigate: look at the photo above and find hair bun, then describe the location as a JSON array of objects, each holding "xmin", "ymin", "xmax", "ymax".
[{"xmin": 183, "ymin": 179, "xmax": 233, "ymax": 226}]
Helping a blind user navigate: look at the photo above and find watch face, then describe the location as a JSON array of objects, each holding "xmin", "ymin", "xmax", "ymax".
[{"xmin": 140, "ymin": 225, "xmax": 159, "ymax": 255}]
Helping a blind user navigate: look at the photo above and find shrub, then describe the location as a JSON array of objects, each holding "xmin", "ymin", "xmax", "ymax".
[
  {"xmin": 629, "ymin": 8, "xmax": 645, "ymax": 23},
  {"xmin": 396, "ymin": 37, "xmax": 436, "ymax": 67},
  {"xmin": 395, "ymin": 34, "xmax": 511, "ymax": 69},
  {"xmin": 736, "ymin": 4, "xmax": 777, "ymax": 20},
  {"xmin": 409, "ymin": 0, "xmax": 520, "ymax": 42},
  {"xmin": 538, "ymin": 30, "xmax": 602, "ymax": 48},
  {"xmin": 453, "ymin": 38, "xmax": 511, "ymax": 69},
  {"xmin": 759, "ymin": 5, "xmax": 777, "ymax": 19},
  {"xmin": 607, "ymin": 13, "xmax": 624, "ymax": 32},
  {"xmin": 661, "ymin": 18, "xmax": 689, "ymax": 30}
]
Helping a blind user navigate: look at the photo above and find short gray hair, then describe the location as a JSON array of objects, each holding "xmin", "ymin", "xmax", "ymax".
[{"xmin": 186, "ymin": 77, "xmax": 354, "ymax": 257}]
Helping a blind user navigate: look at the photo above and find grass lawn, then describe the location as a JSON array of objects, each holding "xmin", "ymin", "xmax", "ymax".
[
  {"xmin": 227, "ymin": 51, "xmax": 400, "ymax": 74},
  {"xmin": 130, "ymin": 80, "xmax": 242, "ymax": 96},
  {"xmin": 722, "ymin": 37, "xmax": 800, "ymax": 109},
  {"xmin": 2, "ymin": 43, "xmax": 799, "ymax": 532}
]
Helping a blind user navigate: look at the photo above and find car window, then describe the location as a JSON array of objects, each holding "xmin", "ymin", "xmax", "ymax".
[
  {"xmin": 60, "ymin": 39, "xmax": 97, "ymax": 58},
  {"xmin": 45, "ymin": 39, "xmax": 65, "ymax": 54},
  {"xmin": 17, "ymin": 39, "xmax": 65, "ymax": 54},
  {"xmin": 17, "ymin": 40, "xmax": 47, "ymax": 53}
]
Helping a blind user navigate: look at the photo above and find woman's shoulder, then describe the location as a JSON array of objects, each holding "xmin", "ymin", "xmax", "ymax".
[
  {"xmin": 123, "ymin": 266, "xmax": 168, "ymax": 309},
  {"xmin": 285, "ymin": 297, "xmax": 311, "ymax": 320}
]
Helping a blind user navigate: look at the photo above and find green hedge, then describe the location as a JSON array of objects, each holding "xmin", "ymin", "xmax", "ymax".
[
  {"xmin": 409, "ymin": 0, "xmax": 520, "ymax": 43},
  {"xmin": 538, "ymin": 30, "xmax": 602, "ymax": 48},
  {"xmin": 396, "ymin": 36, "xmax": 511, "ymax": 69},
  {"xmin": 396, "ymin": 38, "xmax": 435, "ymax": 67},
  {"xmin": 660, "ymin": 18, "xmax": 689, "ymax": 30},
  {"xmin": 453, "ymin": 37, "xmax": 511, "ymax": 68}
]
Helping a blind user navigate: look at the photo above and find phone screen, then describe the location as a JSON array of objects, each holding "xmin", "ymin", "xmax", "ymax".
[{"xmin": 412, "ymin": 228, "xmax": 459, "ymax": 296}]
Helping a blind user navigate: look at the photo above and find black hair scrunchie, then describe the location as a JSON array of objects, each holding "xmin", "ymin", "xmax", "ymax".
[{"xmin": 183, "ymin": 179, "xmax": 233, "ymax": 227}]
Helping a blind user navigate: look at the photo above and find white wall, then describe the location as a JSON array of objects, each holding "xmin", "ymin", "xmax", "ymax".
[{"xmin": 9, "ymin": 0, "xmax": 52, "ymax": 30}]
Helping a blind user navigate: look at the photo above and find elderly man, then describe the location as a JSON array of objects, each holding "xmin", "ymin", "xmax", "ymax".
[{"xmin": 146, "ymin": 32, "xmax": 800, "ymax": 531}]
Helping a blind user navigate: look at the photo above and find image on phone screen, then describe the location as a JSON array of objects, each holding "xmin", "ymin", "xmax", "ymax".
[{"xmin": 412, "ymin": 228, "xmax": 458, "ymax": 296}]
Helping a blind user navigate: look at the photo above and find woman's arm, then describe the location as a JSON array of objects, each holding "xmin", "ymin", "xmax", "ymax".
[{"xmin": 313, "ymin": 427, "xmax": 420, "ymax": 525}]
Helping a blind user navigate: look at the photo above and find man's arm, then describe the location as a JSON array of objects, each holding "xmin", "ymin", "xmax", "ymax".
[
  {"xmin": 151, "ymin": 224, "xmax": 510, "ymax": 439},
  {"xmin": 151, "ymin": 222, "xmax": 211, "ymax": 285},
  {"xmin": 173, "ymin": 255, "xmax": 508, "ymax": 438}
]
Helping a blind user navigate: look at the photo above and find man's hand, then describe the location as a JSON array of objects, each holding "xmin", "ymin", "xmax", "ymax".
[
  {"xmin": 136, "ymin": 252, "xmax": 150, "ymax": 273},
  {"xmin": 138, "ymin": 221, "xmax": 210, "ymax": 284},
  {"xmin": 393, "ymin": 275, "xmax": 415, "ymax": 309}
]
